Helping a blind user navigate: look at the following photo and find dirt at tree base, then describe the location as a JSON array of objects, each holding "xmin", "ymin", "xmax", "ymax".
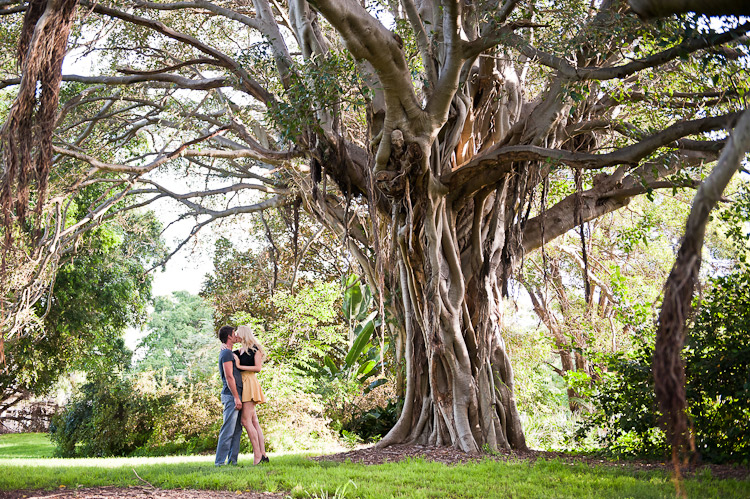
[
  {"xmin": 1, "ymin": 444, "xmax": 747, "ymax": 498},
  {"xmin": 312, "ymin": 444, "xmax": 750, "ymax": 480}
]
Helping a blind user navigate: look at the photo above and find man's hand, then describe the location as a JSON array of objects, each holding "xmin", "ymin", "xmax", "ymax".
[{"xmin": 234, "ymin": 397, "xmax": 242, "ymax": 410}]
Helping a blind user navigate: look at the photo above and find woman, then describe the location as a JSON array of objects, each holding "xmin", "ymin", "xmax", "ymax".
[{"xmin": 232, "ymin": 324, "xmax": 268, "ymax": 465}]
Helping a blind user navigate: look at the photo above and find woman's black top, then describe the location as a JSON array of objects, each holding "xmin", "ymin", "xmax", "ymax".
[{"xmin": 234, "ymin": 347, "xmax": 257, "ymax": 367}]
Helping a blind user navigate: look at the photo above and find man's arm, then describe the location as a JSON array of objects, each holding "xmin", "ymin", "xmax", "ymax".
[{"xmin": 222, "ymin": 361, "xmax": 242, "ymax": 409}]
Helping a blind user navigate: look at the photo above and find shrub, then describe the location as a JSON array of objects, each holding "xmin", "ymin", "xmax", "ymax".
[
  {"xmin": 341, "ymin": 397, "xmax": 403, "ymax": 443},
  {"xmin": 257, "ymin": 363, "xmax": 341, "ymax": 452},
  {"xmin": 580, "ymin": 271, "xmax": 750, "ymax": 463},
  {"xmin": 50, "ymin": 363, "xmax": 349, "ymax": 457},
  {"xmin": 50, "ymin": 372, "xmax": 225, "ymax": 457},
  {"xmin": 137, "ymin": 376, "xmax": 224, "ymax": 456},
  {"xmin": 49, "ymin": 374, "xmax": 172, "ymax": 457}
]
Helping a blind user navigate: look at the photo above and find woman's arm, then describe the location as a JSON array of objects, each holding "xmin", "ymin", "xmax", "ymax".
[
  {"xmin": 234, "ymin": 352, "xmax": 262, "ymax": 372},
  {"xmin": 235, "ymin": 363, "xmax": 261, "ymax": 372}
]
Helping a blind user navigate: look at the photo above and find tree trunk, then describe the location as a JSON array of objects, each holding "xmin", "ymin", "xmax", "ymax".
[{"xmin": 375, "ymin": 159, "xmax": 527, "ymax": 451}]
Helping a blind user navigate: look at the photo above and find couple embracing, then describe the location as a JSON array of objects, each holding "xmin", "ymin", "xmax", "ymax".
[{"xmin": 215, "ymin": 324, "xmax": 269, "ymax": 466}]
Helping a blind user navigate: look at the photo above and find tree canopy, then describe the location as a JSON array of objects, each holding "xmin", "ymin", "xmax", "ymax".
[
  {"xmin": 134, "ymin": 291, "xmax": 215, "ymax": 380},
  {"xmin": 1, "ymin": 0, "xmax": 749, "ymax": 452}
]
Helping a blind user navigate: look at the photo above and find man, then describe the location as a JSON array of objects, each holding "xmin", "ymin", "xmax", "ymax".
[{"xmin": 215, "ymin": 325, "xmax": 244, "ymax": 466}]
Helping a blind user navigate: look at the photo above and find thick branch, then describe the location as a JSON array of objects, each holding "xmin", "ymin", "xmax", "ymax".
[
  {"xmin": 1, "ymin": 73, "xmax": 232, "ymax": 91},
  {"xmin": 576, "ymin": 22, "xmax": 750, "ymax": 81},
  {"xmin": 445, "ymin": 112, "xmax": 739, "ymax": 200},
  {"xmin": 522, "ymin": 153, "xmax": 712, "ymax": 253},
  {"xmin": 629, "ymin": 0, "xmax": 750, "ymax": 17},
  {"xmin": 308, "ymin": 0, "xmax": 423, "ymax": 124}
]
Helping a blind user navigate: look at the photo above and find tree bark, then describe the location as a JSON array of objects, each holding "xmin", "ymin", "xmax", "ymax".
[
  {"xmin": 629, "ymin": 0, "xmax": 750, "ymax": 17},
  {"xmin": 377, "ymin": 177, "xmax": 527, "ymax": 452}
]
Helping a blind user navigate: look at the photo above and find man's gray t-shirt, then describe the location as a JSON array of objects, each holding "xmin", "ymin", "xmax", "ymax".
[{"xmin": 219, "ymin": 349, "xmax": 243, "ymax": 396}]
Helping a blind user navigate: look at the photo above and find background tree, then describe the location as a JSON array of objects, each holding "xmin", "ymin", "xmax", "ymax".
[
  {"xmin": 202, "ymin": 209, "xmax": 346, "ymax": 327},
  {"xmin": 521, "ymin": 190, "xmax": 736, "ymax": 414},
  {"xmin": 1, "ymin": 0, "xmax": 748, "ymax": 452},
  {"xmin": 134, "ymin": 291, "xmax": 215, "ymax": 381},
  {"xmin": 0, "ymin": 205, "xmax": 164, "ymax": 425}
]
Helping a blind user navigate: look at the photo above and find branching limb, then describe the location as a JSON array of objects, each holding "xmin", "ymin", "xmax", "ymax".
[
  {"xmin": 522, "ymin": 152, "xmax": 711, "ymax": 252},
  {"xmin": 446, "ymin": 112, "xmax": 739, "ymax": 200},
  {"xmin": 80, "ymin": 0, "xmax": 275, "ymax": 103}
]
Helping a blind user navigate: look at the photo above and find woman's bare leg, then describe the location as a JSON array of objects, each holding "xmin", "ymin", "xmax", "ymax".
[
  {"xmin": 241, "ymin": 401, "xmax": 262, "ymax": 464},
  {"xmin": 251, "ymin": 409, "xmax": 266, "ymax": 457}
]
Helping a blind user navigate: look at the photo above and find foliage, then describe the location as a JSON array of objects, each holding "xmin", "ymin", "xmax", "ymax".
[
  {"xmin": 49, "ymin": 369, "xmax": 227, "ymax": 458},
  {"xmin": 133, "ymin": 374, "xmax": 224, "ymax": 457},
  {"xmin": 312, "ymin": 275, "xmax": 396, "ymax": 441},
  {"xmin": 321, "ymin": 275, "xmax": 386, "ymax": 393},
  {"xmin": 686, "ymin": 270, "xmax": 750, "ymax": 463},
  {"xmin": 134, "ymin": 291, "xmax": 216, "ymax": 381},
  {"xmin": 577, "ymin": 332, "xmax": 665, "ymax": 458},
  {"xmin": 49, "ymin": 373, "xmax": 174, "ymax": 457},
  {"xmin": 0, "ymin": 208, "xmax": 164, "ymax": 413},
  {"xmin": 505, "ymin": 323, "xmax": 569, "ymax": 417},
  {"xmin": 228, "ymin": 279, "xmax": 346, "ymax": 373},
  {"xmin": 581, "ymin": 270, "xmax": 750, "ymax": 463},
  {"xmin": 202, "ymin": 209, "xmax": 345, "ymax": 328},
  {"xmin": 716, "ymin": 181, "xmax": 750, "ymax": 264},
  {"xmin": 263, "ymin": 52, "xmax": 366, "ymax": 142},
  {"xmin": 503, "ymin": 311, "xmax": 582, "ymax": 450},
  {"xmin": 257, "ymin": 363, "xmax": 342, "ymax": 453},
  {"xmin": 340, "ymin": 398, "xmax": 403, "ymax": 443}
]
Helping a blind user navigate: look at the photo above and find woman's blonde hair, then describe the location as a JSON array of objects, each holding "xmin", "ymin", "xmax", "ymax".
[{"xmin": 235, "ymin": 325, "xmax": 267, "ymax": 361}]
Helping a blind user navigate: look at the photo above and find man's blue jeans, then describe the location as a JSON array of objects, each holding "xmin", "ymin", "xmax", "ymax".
[{"xmin": 215, "ymin": 394, "xmax": 243, "ymax": 466}]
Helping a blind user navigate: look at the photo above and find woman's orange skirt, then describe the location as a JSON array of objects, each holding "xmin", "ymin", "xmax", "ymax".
[{"xmin": 241, "ymin": 371, "xmax": 266, "ymax": 403}]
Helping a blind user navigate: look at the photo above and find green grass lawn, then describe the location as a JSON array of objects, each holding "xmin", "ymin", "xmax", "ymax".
[
  {"xmin": 0, "ymin": 433, "xmax": 747, "ymax": 498},
  {"xmin": 0, "ymin": 432, "xmax": 55, "ymax": 458}
]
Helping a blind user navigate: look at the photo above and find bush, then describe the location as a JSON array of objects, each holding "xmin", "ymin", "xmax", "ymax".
[
  {"xmin": 341, "ymin": 398, "xmax": 402, "ymax": 443},
  {"xmin": 577, "ymin": 338, "xmax": 666, "ymax": 458},
  {"xmin": 50, "ymin": 372, "xmax": 224, "ymax": 457},
  {"xmin": 50, "ymin": 363, "xmax": 349, "ymax": 457},
  {"xmin": 136, "ymin": 375, "xmax": 224, "ymax": 456},
  {"xmin": 686, "ymin": 271, "xmax": 750, "ymax": 463},
  {"xmin": 50, "ymin": 374, "xmax": 172, "ymax": 457},
  {"xmin": 581, "ymin": 271, "xmax": 750, "ymax": 463}
]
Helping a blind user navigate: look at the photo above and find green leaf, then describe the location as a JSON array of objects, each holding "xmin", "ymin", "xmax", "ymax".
[
  {"xmin": 344, "ymin": 319, "xmax": 375, "ymax": 367},
  {"xmin": 357, "ymin": 285, "xmax": 373, "ymax": 319},
  {"xmin": 342, "ymin": 274, "xmax": 363, "ymax": 321},
  {"xmin": 364, "ymin": 378, "xmax": 388, "ymax": 394},
  {"xmin": 357, "ymin": 359, "xmax": 376, "ymax": 376},
  {"xmin": 324, "ymin": 355, "xmax": 339, "ymax": 375}
]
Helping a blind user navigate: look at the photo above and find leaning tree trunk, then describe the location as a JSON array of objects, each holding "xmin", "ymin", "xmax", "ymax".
[{"xmin": 654, "ymin": 109, "xmax": 750, "ymax": 465}]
